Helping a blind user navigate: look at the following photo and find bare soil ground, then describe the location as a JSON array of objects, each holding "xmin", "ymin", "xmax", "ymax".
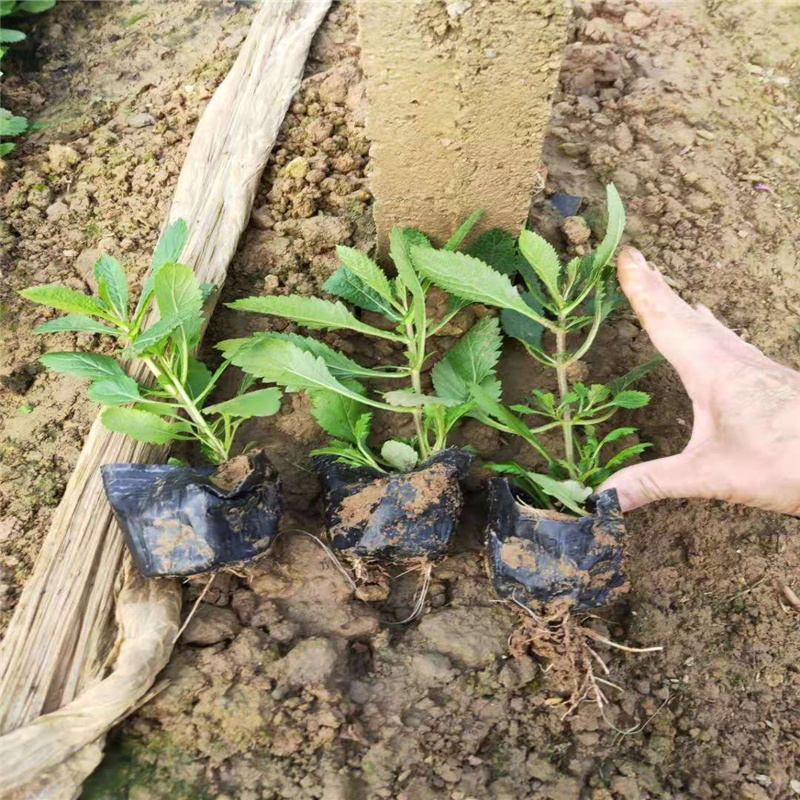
[{"xmin": 1, "ymin": 2, "xmax": 799, "ymax": 799}]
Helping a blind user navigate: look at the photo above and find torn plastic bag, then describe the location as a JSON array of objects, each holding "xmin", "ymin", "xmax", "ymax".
[
  {"xmin": 101, "ymin": 450, "xmax": 282, "ymax": 578},
  {"xmin": 485, "ymin": 478, "xmax": 627, "ymax": 611},
  {"xmin": 314, "ymin": 448, "xmax": 475, "ymax": 564}
]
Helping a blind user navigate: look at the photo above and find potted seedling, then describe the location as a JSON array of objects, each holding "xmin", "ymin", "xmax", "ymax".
[
  {"xmin": 412, "ymin": 185, "xmax": 663, "ymax": 613},
  {"xmin": 20, "ymin": 220, "xmax": 283, "ymax": 578},
  {"xmin": 218, "ymin": 217, "xmax": 501, "ymax": 605},
  {"xmin": 413, "ymin": 186, "xmax": 666, "ymax": 722}
]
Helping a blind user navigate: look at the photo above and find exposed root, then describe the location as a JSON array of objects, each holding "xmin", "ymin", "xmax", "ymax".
[
  {"xmin": 173, "ymin": 573, "xmax": 216, "ymax": 643},
  {"xmin": 293, "ymin": 528, "xmax": 358, "ymax": 592},
  {"xmin": 509, "ymin": 598, "xmax": 665, "ymax": 732},
  {"xmin": 385, "ymin": 562, "xmax": 433, "ymax": 625}
]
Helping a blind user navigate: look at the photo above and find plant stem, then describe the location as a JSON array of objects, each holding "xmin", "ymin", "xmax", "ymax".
[
  {"xmin": 406, "ymin": 322, "xmax": 429, "ymax": 459},
  {"xmin": 142, "ymin": 355, "xmax": 229, "ymax": 464},
  {"xmin": 555, "ymin": 317, "xmax": 574, "ymax": 467}
]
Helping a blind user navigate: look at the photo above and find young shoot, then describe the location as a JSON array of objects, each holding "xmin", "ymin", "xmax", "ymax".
[
  {"xmin": 20, "ymin": 220, "xmax": 280, "ymax": 465},
  {"xmin": 413, "ymin": 185, "xmax": 662, "ymax": 515},
  {"xmin": 219, "ymin": 216, "xmax": 502, "ymax": 474}
]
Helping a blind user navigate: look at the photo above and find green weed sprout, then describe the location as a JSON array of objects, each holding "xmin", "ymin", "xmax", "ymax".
[
  {"xmin": 20, "ymin": 220, "xmax": 280, "ymax": 464},
  {"xmin": 413, "ymin": 185, "xmax": 662, "ymax": 515},
  {"xmin": 219, "ymin": 216, "xmax": 502, "ymax": 474}
]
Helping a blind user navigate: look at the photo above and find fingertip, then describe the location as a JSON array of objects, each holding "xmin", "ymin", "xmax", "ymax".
[
  {"xmin": 617, "ymin": 246, "xmax": 651, "ymax": 272},
  {"xmin": 616, "ymin": 247, "xmax": 661, "ymax": 300},
  {"xmin": 597, "ymin": 475, "xmax": 643, "ymax": 513}
]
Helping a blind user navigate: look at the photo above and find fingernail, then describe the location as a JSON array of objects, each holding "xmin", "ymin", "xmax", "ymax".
[{"xmin": 620, "ymin": 246, "xmax": 651, "ymax": 270}]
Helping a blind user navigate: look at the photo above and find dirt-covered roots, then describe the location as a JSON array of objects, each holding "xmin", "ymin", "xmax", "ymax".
[
  {"xmin": 510, "ymin": 603, "xmax": 664, "ymax": 731},
  {"xmin": 290, "ymin": 530, "xmax": 433, "ymax": 623}
]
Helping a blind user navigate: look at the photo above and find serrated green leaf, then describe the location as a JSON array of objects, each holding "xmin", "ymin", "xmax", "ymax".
[
  {"xmin": 225, "ymin": 336, "xmax": 367, "ymax": 405},
  {"xmin": 200, "ymin": 282, "xmax": 216, "ymax": 303},
  {"xmin": 324, "ymin": 267, "xmax": 400, "ymax": 320},
  {"xmin": 518, "ymin": 230, "xmax": 562, "ymax": 303},
  {"xmin": 129, "ymin": 309, "xmax": 196, "ymax": 355},
  {"xmin": 587, "ymin": 384, "xmax": 611, "ymax": 405},
  {"xmin": 132, "ymin": 401, "xmax": 183, "ymax": 418},
  {"xmin": 598, "ymin": 427, "xmax": 637, "ymax": 448},
  {"xmin": 402, "ymin": 229, "xmax": 431, "ymax": 249},
  {"xmin": 151, "ymin": 218, "xmax": 188, "ymax": 272},
  {"xmin": 18, "ymin": 0, "xmax": 55, "ymax": 12},
  {"xmin": 381, "ymin": 440, "xmax": 418, "ymax": 472},
  {"xmin": 0, "ymin": 28, "xmax": 25, "ymax": 43},
  {"xmin": 33, "ymin": 315, "xmax": 120, "ymax": 336},
  {"xmin": 611, "ymin": 390, "xmax": 650, "ymax": 409},
  {"xmin": 140, "ymin": 219, "xmax": 190, "ymax": 301},
  {"xmin": 204, "ymin": 388, "xmax": 282, "ymax": 419},
  {"xmin": 522, "ymin": 473, "xmax": 592, "ymax": 515},
  {"xmin": 0, "ymin": 142, "xmax": 16, "ymax": 157},
  {"xmin": 94, "ymin": 254, "xmax": 128, "ymax": 319},
  {"xmin": 471, "ymin": 383, "xmax": 540, "ymax": 445},
  {"xmin": 383, "ymin": 390, "xmax": 457, "ymax": 408},
  {"xmin": 20, "ymin": 285, "xmax": 107, "ymax": 317},
  {"xmin": 591, "ymin": 183, "xmax": 626, "ymax": 273},
  {"xmin": 607, "ymin": 355, "xmax": 666, "ymax": 395},
  {"xmin": 335, "ymin": 245, "xmax": 394, "ymax": 303},
  {"xmin": 444, "ymin": 210, "xmax": 483, "ymax": 251},
  {"xmin": 154, "ymin": 261, "xmax": 202, "ymax": 319},
  {"xmin": 40, "ymin": 352, "xmax": 126, "ymax": 381},
  {"xmin": 389, "ymin": 226, "xmax": 425, "ymax": 327},
  {"xmin": 310, "ymin": 441, "xmax": 376, "ymax": 470},
  {"xmin": 412, "ymin": 247, "xmax": 549, "ymax": 328},
  {"xmin": 353, "ymin": 412, "xmax": 372, "ymax": 445},
  {"xmin": 186, "ymin": 358, "xmax": 213, "ymax": 400},
  {"xmin": 486, "ymin": 461, "xmax": 554, "ymax": 508},
  {"xmin": 221, "ymin": 332, "xmax": 388, "ymax": 381},
  {"xmin": 500, "ymin": 292, "xmax": 546, "ymax": 348},
  {"xmin": 0, "ymin": 109, "xmax": 28, "ymax": 136},
  {"xmin": 227, "ymin": 295, "xmax": 400, "ymax": 341},
  {"xmin": 529, "ymin": 390, "xmax": 556, "ymax": 416},
  {"xmin": 0, "ymin": 3, "xmax": 19, "ymax": 18},
  {"xmin": 432, "ymin": 317, "xmax": 502, "ymax": 403},
  {"xmin": 467, "ymin": 228, "xmax": 527, "ymax": 276},
  {"xmin": 604, "ymin": 443, "xmax": 651, "ymax": 470},
  {"xmin": 101, "ymin": 407, "xmax": 185, "ymax": 445},
  {"xmin": 310, "ymin": 385, "xmax": 369, "ymax": 443},
  {"xmin": 87, "ymin": 375, "xmax": 142, "ymax": 406}
]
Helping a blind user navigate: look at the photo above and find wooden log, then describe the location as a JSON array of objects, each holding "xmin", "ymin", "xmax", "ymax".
[
  {"xmin": 0, "ymin": 1, "xmax": 331, "ymax": 794},
  {"xmin": 358, "ymin": 0, "xmax": 570, "ymax": 252}
]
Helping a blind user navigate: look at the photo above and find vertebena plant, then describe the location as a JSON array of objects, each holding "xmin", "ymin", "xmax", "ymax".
[
  {"xmin": 412, "ymin": 185, "xmax": 662, "ymax": 515},
  {"xmin": 20, "ymin": 220, "xmax": 280, "ymax": 464},
  {"xmin": 0, "ymin": 0, "xmax": 56, "ymax": 157},
  {"xmin": 218, "ymin": 216, "xmax": 504, "ymax": 474}
]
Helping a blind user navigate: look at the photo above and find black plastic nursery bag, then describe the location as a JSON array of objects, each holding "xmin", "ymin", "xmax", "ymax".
[
  {"xmin": 314, "ymin": 448, "xmax": 475, "ymax": 564},
  {"xmin": 102, "ymin": 450, "xmax": 282, "ymax": 578},
  {"xmin": 485, "ymin": 478, "xmax": 626, "ymax": 612}
]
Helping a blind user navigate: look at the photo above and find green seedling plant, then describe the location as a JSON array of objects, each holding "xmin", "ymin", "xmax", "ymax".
[
  {"xmin": 20, "ymin": 219, "xmax": 281, "ymax": 465},
  {"xmin": 218, "ymin": 214, "xmax": 503, "ymax": 474},
  {"xmin": 0, "ymin": 0, "xmax": 55, "ymax": 156},
  {"xmin": 413, "ymin": 185, "xmax": 662, "ymax": 515}
]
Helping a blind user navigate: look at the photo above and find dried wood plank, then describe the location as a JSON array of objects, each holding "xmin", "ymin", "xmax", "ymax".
[{"xmin": 0, "ymin": 1, "xmax": 331, "ymax": 795}]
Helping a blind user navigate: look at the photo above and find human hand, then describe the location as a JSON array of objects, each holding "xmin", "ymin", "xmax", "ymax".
[{"xmin": 599, "ymin": 247, "xmax": 800, "ymax": 517}]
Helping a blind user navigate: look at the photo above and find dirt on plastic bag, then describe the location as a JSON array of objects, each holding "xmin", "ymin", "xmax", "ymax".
[
  {"xmin": 314, "ymin": 448, "xmax": 475, "ymax": 565},
  {"xmin": 102, "ymin": 450, "xmax": 282, "ymax": 578},
  {"xmin": 485, "ymin": 478, "xmax": 627, "ymax": 612}
]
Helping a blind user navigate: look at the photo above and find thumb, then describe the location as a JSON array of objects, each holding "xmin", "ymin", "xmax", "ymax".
[
  {"xmin": 616, "ymin": 248, "xmax": 711, "ymax": 387},
  {"xmin": 598, "ymin": 452, "xmax": 704, "ymax": 512}
]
